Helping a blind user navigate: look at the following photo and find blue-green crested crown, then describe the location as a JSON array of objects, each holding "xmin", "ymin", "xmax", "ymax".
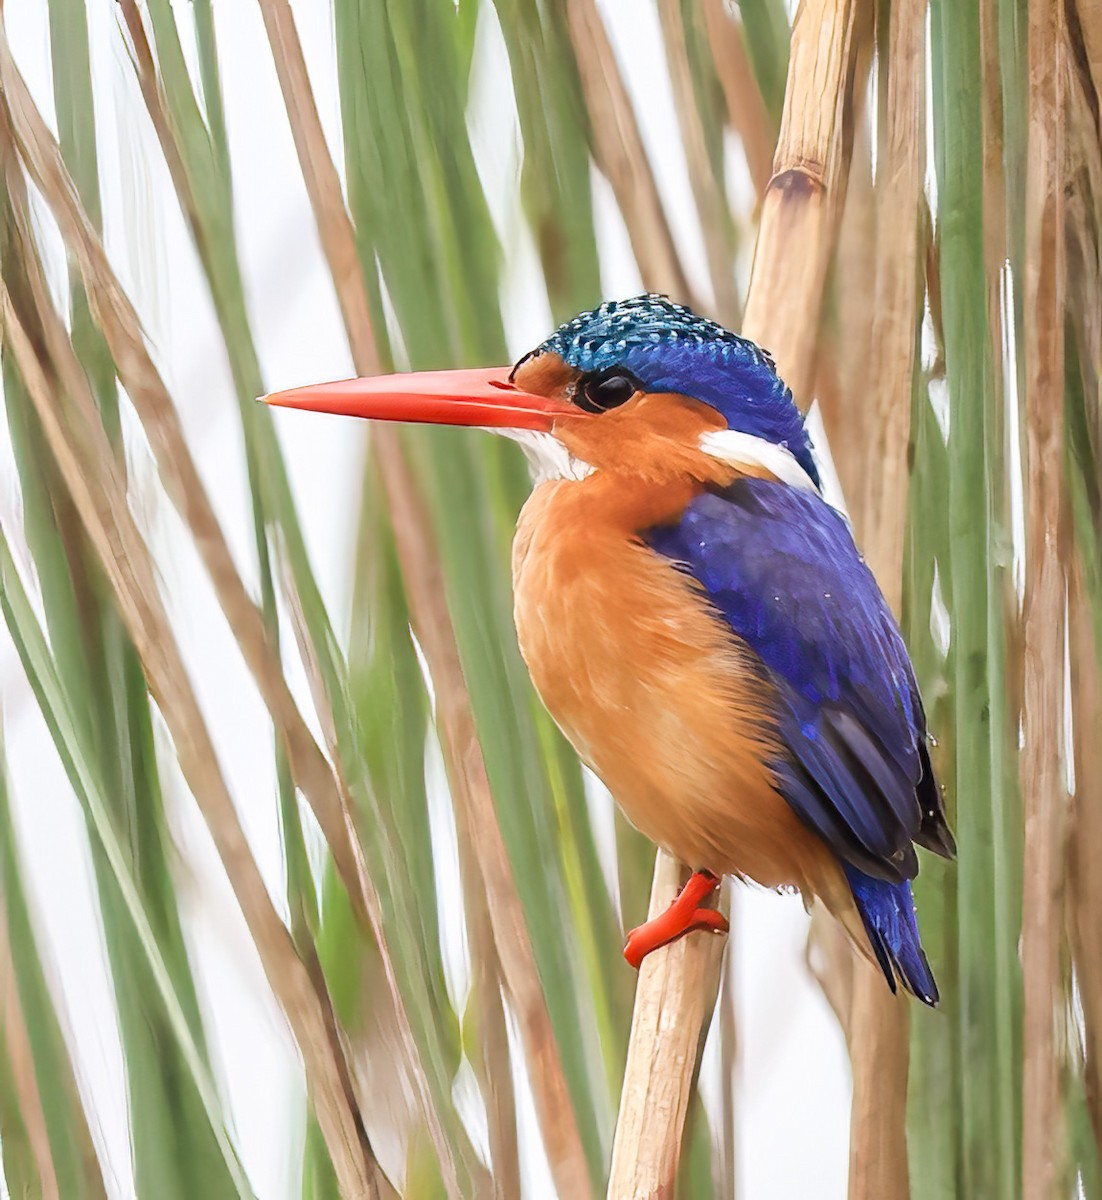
[
  {"xmin": 536, "ymin": 294, "xmax": 774, "ymax": 374},
  {"xmin": 527, "ymin": 294, "xmax": 819, "ymax": 487}
]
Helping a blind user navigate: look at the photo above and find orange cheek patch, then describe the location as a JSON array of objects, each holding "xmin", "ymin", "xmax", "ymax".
[
  {"xmin": 626, "ymin": 392, "xmax": 728, "ymax": 436},
  {"xmin": 555, "ymin": 392, "xmax": 738, "ymax": 487}
]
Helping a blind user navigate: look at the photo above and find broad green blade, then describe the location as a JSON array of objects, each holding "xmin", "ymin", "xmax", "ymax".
[
  {"xmin": 905, "ymin": 361, "xmax": 963, "ymax": 1199},
  {"xmin": 735, "ymin": 0, "xmax": 790, "ymax": 123},
  {"xmin": 925, "ymin": 4, "xmax": 1022, "ymax": 1196}
]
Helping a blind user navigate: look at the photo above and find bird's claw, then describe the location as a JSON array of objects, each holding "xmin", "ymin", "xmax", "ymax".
[{"xmin": 623, "ymin": 871, "xmax": 728, "ymax": 969}]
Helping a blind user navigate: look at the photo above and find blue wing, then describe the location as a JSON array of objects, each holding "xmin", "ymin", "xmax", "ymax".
[{"xmin": 645, "ymin": 478, "xmax": 954, "ymax": 1001}]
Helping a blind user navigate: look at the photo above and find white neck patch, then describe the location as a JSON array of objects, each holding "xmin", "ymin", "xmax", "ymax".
[
  {"xmin": 491, "ymin": 429, "xmax": 594, "ymax": 483},
  {"xmin": 698, "ymin": 428, "xmax": 819, "ymax": 493}
]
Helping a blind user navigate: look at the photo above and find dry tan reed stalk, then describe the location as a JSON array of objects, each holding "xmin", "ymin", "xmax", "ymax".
[
  {"xmin": 979, "ymin": 0, "xmax": 1009, "ymax": 303},
  {"xmin": 0, "ymin": 84, "xmax": 466, "ymax": 1189},
  {"xmin": 1065, "ymin": 10, "xmax": 1102, "ymax": 1149},
  {"xmin": 741, "ymin": 0, "xmax": 859, "ymax": 401},
  {"xmin": 0, "ymin": 266, "xmax": 392, "ymax": 1200},
  {"xmin": 827, "ymin": 0, "xmax": 875, "ymax": 411},
  {"xmin": 1077, "ymin": 2, "xmax": 1102, "ymax": 101},
  {"xmin": 1020, "ymin": 2, "xmax": 1070, "ymax": 1194},
  {"xmin": 829, "ymin": 112, "xmax": 876, "ymax": 512},
  {"xmin": 1068, "ymin": 555, "xmax": 1102, "ymax": 1148},
  {"xmin": 605, "ymin": 843, "xmax": 727, "ymax": 1185},
  {"xmin": 657, "ymin": 0, "xmax": 740, "ymax": 325},
  {"xmin": 564, "ymin": 0, "xmax": 694, "ymax": 303},
  {"xmin": 860, "ymin": 0, "xmax": 926, "ymax": 611},
  {"xmin": 701, "ymin": 1, "xmax": 774, "ymax": 198},
  {"xmin": 842, "ymin": 6, "xmax": 928, "ymax": 1195},
  {"xmin": 606, "ymin": 852, "xmax": 726, "ymax": 1199},
  {"xmin": 1066, "ymin": 12, "xmax": 1102, "ymax": 403},
  {"xmin": 845, "ymin": 972, "xmax": 910, "ymax": 1199},
  {"xmin": 253, "ymin": 4, "xmax": 589, "ymax": 1191}
]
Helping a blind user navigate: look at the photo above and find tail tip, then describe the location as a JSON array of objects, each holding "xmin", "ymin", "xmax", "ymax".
[{"xmin": 844, "ymin": 867, "xmax": 940, "ymax": 1006}]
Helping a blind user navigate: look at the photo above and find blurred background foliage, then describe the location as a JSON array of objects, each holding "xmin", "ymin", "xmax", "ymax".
[{"xmin": 0, "ymin": 1, "xmax": 1098, "ymax": 1198}]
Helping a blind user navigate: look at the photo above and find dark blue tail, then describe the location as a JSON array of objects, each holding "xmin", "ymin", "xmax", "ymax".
[{"xmin": 843, "ymin": 865, "xmax": 939, "ymax": 1006}]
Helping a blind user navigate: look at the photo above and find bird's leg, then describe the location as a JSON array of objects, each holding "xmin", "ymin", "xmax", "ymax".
[{"xmin": 623, "ymin": 869, "xmax": 728, "ymax": 968}]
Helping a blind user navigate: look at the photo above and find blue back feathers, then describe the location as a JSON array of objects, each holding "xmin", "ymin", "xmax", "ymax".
[
  {"xmin": 532, "ymin": 295, "xmax": 821, "ymax": 487},
  {"xmin": 645, "ymin": 478, "xmax": 953, "ymax": 1004}
]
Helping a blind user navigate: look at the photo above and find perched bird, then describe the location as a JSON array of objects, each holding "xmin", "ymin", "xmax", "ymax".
[{"xmin": 267, "ymin": 295, "xmax": 955, "ymax": 1004}]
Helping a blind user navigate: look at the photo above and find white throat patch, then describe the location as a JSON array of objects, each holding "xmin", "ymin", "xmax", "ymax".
[{"xmin": 493, "ymin": 429, "xmax": 594, "ymax": 483}]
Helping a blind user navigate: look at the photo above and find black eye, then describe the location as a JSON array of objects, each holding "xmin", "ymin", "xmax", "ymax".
[{"xmin": 576, "ymin": 371, "xmax": 640, "ymax": 413}]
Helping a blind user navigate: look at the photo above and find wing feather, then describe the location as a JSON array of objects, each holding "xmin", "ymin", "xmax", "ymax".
[{"xmin": 645, "ymin": 478, "xmax": 953, "ymax": 882}]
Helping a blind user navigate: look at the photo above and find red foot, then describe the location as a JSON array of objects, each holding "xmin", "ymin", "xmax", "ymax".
[{"xmin": 623, "ymin": 870, "xmax": 728, "ymax": 969}]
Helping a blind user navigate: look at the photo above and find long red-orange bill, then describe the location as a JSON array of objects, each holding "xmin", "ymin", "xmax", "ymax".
[{"xmin": 262, "ymin": 366, "xmax": 582, "ymax": 432}]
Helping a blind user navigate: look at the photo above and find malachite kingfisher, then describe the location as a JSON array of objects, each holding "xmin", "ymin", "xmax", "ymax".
[{"xmin": 267, "ymin": 295, "xmax": 955, "ymax": 1005}]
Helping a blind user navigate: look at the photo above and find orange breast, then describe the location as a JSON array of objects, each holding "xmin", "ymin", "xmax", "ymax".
[{"xmin": 512, "ymin": 474, "xmax": 839, "ymax": 894}]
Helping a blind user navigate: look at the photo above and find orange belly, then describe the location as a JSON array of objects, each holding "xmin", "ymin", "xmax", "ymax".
[{"xmin": 512, "ymin": 477, "xmax": 841, "ymax": 896}]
